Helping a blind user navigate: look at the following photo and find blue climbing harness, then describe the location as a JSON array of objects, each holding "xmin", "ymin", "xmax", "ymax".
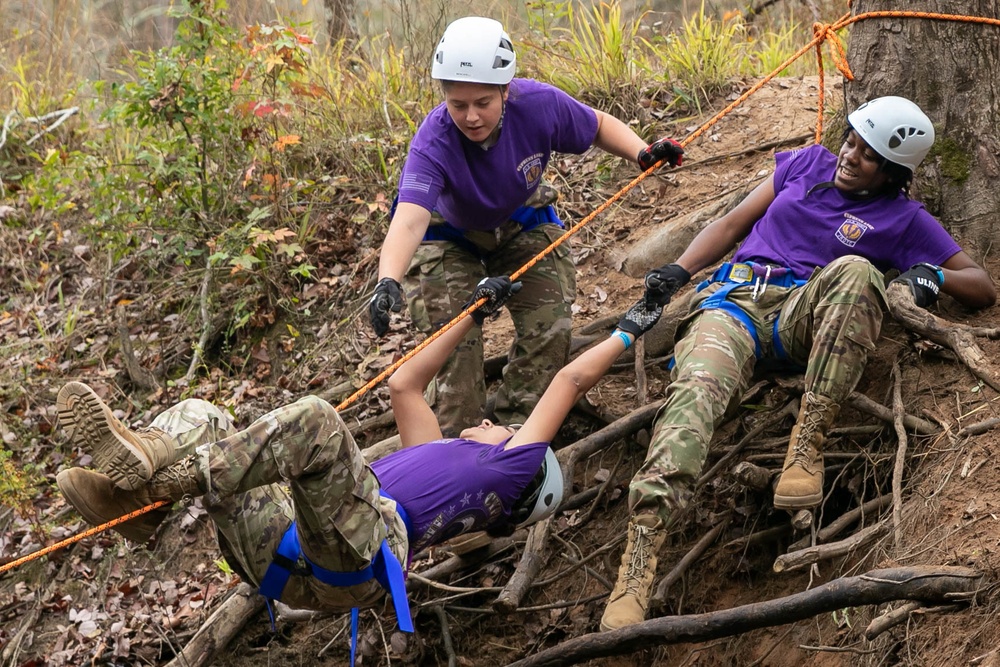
[
  {"xmin": 695, "ymin": 262, "xmax": 807, "ymax": 360},
  {"xmin": 258, "ymin": 490, "xmax": 414, "ymax": 664}
]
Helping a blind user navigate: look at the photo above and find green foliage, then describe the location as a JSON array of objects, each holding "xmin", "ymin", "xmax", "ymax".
[
  {"xmin": 527, "ymin": 1, "xmax": 650, "ymax": 114},
  {"xmin": 61, "ymin": 1, "xmax": 324, "ymax": 338},
  {"xmin": 655, "ymin": 4, "xmax": 749, "ymax": 111},
  {"xmin": 0, "ymin": 449, "xmax": 40, "ymax": 522}
]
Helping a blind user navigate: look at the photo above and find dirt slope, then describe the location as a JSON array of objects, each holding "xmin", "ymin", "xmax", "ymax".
[{"xmin": 3, "ymin": 75, "xmax": 1000, "ymax": 667}]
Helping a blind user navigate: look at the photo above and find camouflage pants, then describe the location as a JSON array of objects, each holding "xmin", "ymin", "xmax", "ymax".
[
  {"xmin": 630, "ymin": 255, "xmax": 887, "ymax": 528},
  {"xmin": 406, "ymin": 220, "xmax": 575, "ymax": 435},
  {"xmin": 155, "ymin": 396, "xmax": 408, "ymax": 612}
]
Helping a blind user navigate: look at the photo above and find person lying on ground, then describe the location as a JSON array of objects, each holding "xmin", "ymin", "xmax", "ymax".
[
  {"xmin": 601, "ymin": 95, "xmax": 996, "ymax": 632},
  {"xmin": 368, "ymin": 15, "xmax": 683, "ymax": 436},
  {"xmin": 55, "ymin": 276, "xmax": 664, "ymax": 629}
]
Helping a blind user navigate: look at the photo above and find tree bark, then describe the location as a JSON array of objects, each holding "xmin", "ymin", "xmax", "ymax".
[
  {"xmin": 847, "ymin": 1, "xmax": 1000, "ymax": 259},
  {"xmin": 323, "ymin": 0, "xmax": 358, "ymax": 43},
  {"xmin": 506, "ymin": 566, "xmax": 983, "ymax": 667}
]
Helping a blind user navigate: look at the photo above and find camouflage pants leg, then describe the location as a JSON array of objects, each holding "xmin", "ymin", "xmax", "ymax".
[
  {"xmin": 487, "ymin": 223, "xmax": 575, "ymax": 425},
  {"xmin": 149, "ymin": 398, "xmax": 235, "ymax": 460},
  {"xmin": 776, "ymin": 255, "xmax": 886, "ymax": 401},
  {"xmin": 405, "ymin": 242, "xmax": 487, "ymax": 436},
  {"xmin": 630, "ymin": 308, "xmax": 758, "ymax": 529},
  {"xmin": 170, "ymin": 396, "xmax": 407, "ymax": 612}
]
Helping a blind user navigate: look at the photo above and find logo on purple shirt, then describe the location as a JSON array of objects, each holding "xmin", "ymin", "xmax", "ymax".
[
  {"xmin": 835, "ymin": 213, "xmax": 872, "ymax": 248},
  {"xmin": 518, "ymin": 153, "xmax": 544, "ymax": 189}
]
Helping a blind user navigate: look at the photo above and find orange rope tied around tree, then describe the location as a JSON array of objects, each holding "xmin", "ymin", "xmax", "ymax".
[{"xmin": 5, "ymin": 6, "xmax": 1000, "ymax": 576}]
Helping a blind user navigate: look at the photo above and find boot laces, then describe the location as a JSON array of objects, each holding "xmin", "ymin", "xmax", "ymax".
[
  {"xmin": 790, "ymin": 405, "xmax": 825, "ymax": 466},
  {"xmin": 149, "ymin": 457, "xmax": 197, "ymax": 497},
  {"xmin": 623, "ymin": 525, "xmax": 656, "ymax": 596}
]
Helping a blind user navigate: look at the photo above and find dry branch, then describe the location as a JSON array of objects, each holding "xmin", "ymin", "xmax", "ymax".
[
  {"xmin": 164, "ymin": 583, "xmax": 265, "ymax": 667},
  {"xmin": 772, "ymin": 522, "xmax": 887, "ymax": 573},
  {"xmin": 650, "ymin": 513, "xmax": 732, "ymax": 608},
  {"xmin": 787, "ymin": 494, "xmax": 892, "ymax": 551},
  {"xmin": 494, "ymin": 519, "xmax": 552, "ymax": 614},
  {"xmin": 890, "ymin": 362, "xmax": 907, "ymax": 549},
  {"xmin": 505, "ymin": 566, "xmax": 983, "ymax": 667},
  {"xmin": 886, "ymin": 282, "xmax": 1000, "ymax": 391}
]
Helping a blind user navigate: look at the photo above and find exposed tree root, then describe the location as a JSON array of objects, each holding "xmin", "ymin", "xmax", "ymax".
[{"xmin": 505, "ymin": 566, "xmax": 984, "ymax": 667}]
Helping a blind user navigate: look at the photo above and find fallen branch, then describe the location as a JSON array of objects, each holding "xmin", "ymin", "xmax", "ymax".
[
  {"xmin": 863, "ymin": 601, "xmax": 961, "ymax": 640},
  {"xmin": 650, "ymin": 513, "xmax": 732, "ymax": 609},
  {"xmin": 890, "ymin": 362, "xmax": 907, "ymax": 549},
  {"xmin": 772, "ymin": 521, "xmax": 887, "ymax": 573},
  {"xmin": 164, "ymin": 583, "xmax": 265, "ymax": 667},
  {"xmin": 787, "ymin": 494, "xmax": 892, "ymax": 551},
  {"xmin": 494, "ymin": 519, "xmax": 552, "ymax": 614},
  {"xmin": 886, "ymin": 282, "xmax": 1000, "ymax": 392},
  {"xmin": 505, "ymin": 566, "xmax": 983, "ymax": 667}
]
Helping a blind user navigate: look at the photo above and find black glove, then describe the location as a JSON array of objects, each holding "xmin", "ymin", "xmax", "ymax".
[
  {"xmin": 644, "ymin": 263, "xmax": 691, "ymax": 308},
  {"xmin": 465, "ymin": 276, "xmax": 523, "ymax": 325},
  {"xmin": 890, "ymin": 262, "xmax": 943, "ymax": 308},
  {"xmin": 638, "ymin": 137, "xmax": 684, "ymax": 171},
  {"xmin": 368, "ymin": 277, "xmax": 403, "ymax": 337},
  {"xmin": 617, "ymin": 297, "xmax": 664, "ymax": 338}
]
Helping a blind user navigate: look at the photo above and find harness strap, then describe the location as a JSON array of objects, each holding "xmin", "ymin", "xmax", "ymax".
[
  {"xmin": 258, "ymin": 490, "xmax": 414, "ymax": 665},
  {"xmin": 694, "ymin": 262, "xmax": 807, "ymax": 361}
]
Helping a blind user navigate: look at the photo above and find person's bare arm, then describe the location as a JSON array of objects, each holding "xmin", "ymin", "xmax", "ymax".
[
  {"xmin": 672, "ymin": 175, "xmax": 776, "ymax": 275},
  {"xmin": 389, "ymin": 318, "xmax": 476, "ymax": 447},
  {"xmin": 591, "ymin": 109, "xmax": 648, "ymax": 162},
  {"xmin": 378, "ymin": 202, "xmax": 432, "ymax": 283},
  {"xmin": 505, "ymin": 334, "xmax": 632, "ymax": 449},
  {"xmin": 939, "ymin": 251, "xmax": 996, "ymax": 308}
]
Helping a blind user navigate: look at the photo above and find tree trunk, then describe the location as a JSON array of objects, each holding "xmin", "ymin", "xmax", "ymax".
[
  {"xmin": 323, "ymin": 0, "xmax": 358, "ymax": 43},
  {"xmin": 846, "ymin": 1, "xmax": 1000, "ymax": 260}
]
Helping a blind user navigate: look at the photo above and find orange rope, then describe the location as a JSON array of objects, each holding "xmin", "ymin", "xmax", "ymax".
[
  {"xmin": 6, "ymin": 7, "xmax": 1000, "ymax": 575},
  {"xmin": 0, "ymin": 500, "xmax": 169, "ymax": 574}
]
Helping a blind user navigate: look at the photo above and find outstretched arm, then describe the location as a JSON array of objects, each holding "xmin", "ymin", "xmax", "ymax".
[
  {"xmin": 389, "ymin": 317, "xmax": 476, "ymax": 447},
  {"xmin": 506, "ymin": 299, "xmax": 662, "ymax": 449},
  {"xmin": 389, "ymin": 277, "xmax": 521, "ymax": 447}
]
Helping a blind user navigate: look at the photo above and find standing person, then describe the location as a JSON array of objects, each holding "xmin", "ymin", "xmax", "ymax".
[
  {"xmin": 54, "ymin": 277, "xmax": 665, "ymax": 631},
  {"xmin": 368, "ymin": 15, "xmax": 683, "ymax": 435},
  {"xmin": 600, "ymin": 96, "xmax": 996, "ymax": 631}
]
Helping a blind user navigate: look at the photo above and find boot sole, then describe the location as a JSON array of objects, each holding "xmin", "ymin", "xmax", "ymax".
[
  {"xmin": 773, "ymin": 490, "xmax": 822, "ymax": 510},
  {"xmin": 57, "ymin": 382, "xmax": 153, "ymax": 491}
]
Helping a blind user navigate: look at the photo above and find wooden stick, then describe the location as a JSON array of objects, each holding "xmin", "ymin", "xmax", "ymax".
[
  {"xmin": 863, "ymin": 602, "xmax": 962, "ymax": 640},
  {"xmin": 890, "ymin": 362, "xmax": 907, "ymax": 549},
  {"xmin": 772, "ymin": 522, "xmax": 887, "ymax": 573},
  {"xmin": 650, "ymin": 513, "xmax": 731, "ymax": 608},
  {"xmin": 494, "ymin": 519, "xmax": 552, "ymax": 614},
  {"xmin": 787, "ymin": 494, "xmax": 892, "ymax": 551},
  {"xmin": 164, "ymin": 583, "xmax": 265, "ymax": 667},
  {"xmin": 886, "ymin": 282, "xmax": 1000, "ymax": 391},
  {"xmin": 506, "ymin": 566, "xmax": 983, "ymax": 667}
]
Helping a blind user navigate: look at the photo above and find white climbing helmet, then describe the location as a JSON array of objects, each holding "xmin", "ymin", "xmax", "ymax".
[
  {"xmin": 515, "ymin": 447, "xmax": 564, "ymax": 528},
  {"xmin": 847, "ymin": 96, "xmax": 935, "ymax": 172},
  {"xmin": 431, "ymin": 16, "xmax": 516, "ymax": 85}
]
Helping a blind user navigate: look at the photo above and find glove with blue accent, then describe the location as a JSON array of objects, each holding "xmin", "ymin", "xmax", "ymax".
[
  {"xmin": 465, "ymin": 276, "xmax": 523, "ymax": 325},
  {"xmin": 616, "ymin": 297, "xmax": 664, "ymax": 338},
  {"xmin": 638, "ymin": 138, "xmax": 684, "ymax": 171},
  {"xmin": 644, "ymin": 263, "xmax": 691, "ymax": 308},
  {"xmin": 369, "ymin": 277, "xmax": 404, "ymax": 337},
  {"xmin": 890, "ymin": 263, "xmax": 943, "ymax": 308}
]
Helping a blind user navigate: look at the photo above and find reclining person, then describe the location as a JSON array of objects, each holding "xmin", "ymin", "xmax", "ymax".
[{"xmin": 56, "ymin": 276, "xmax": 664, "ymax": 627}]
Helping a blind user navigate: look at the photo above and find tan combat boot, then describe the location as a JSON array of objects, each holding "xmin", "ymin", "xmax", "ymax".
[
  {"xmin": 773, "ymin": 392, "xmax": 841, "ymax": 510},
  {"xmin": 57, "ymin": 456, "xmax": 204, "ymax": 543},
  {"xmin": 57, "ymin": 382, "xmax": 177, "ymax": 490},
  {"xmin": 600, "ymin": 515, "xmax": 667, "ymax": 631}
]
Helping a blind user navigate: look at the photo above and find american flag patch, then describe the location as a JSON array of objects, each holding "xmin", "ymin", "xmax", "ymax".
[{"xmin": 401, "ymin": 174, "xmax": 431, "ymax": 193}]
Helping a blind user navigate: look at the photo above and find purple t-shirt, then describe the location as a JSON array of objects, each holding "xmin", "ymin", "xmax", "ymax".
[
  {"xmin": 396, "ymin": 78, "xmax": 599, "ymax": 231},
  {"xmin": 371, "ymin": 439, "xmax": 549, "ymax": 552},
  {"xmin": 733, "ymin": 144, "xmax": 961, "ymax": 279}
]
